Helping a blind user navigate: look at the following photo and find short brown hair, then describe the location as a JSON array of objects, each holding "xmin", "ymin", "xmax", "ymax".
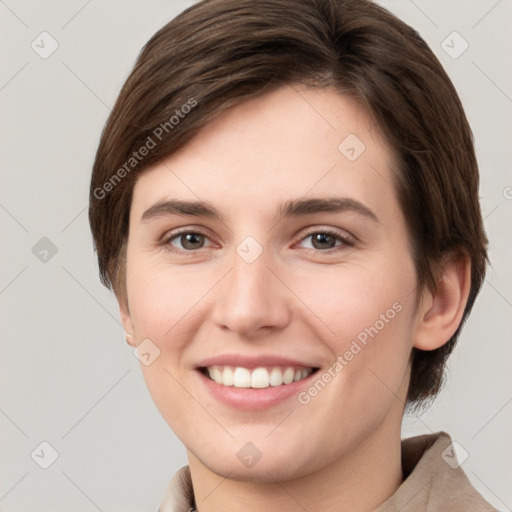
[{"xmin": 89, "ymin": 0, "xmax": 488, "ymax": 411}]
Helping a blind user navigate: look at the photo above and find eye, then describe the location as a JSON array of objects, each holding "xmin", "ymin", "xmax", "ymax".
[
  {"xmin": 297, "ymin": 229, "xmax": 355, "ymax": 253},
  {"xmin": 164, "ymin": 230, "xmax": 214, "ymax": 254},
  {"xmin": 161, "ymin": 227, "xmax": 355, "ymax": 256}
]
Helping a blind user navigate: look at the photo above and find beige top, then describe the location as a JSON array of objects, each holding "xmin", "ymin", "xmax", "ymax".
[{"xmin": 158, "ymin": 431, "xmax": 498, "ymax": 511}]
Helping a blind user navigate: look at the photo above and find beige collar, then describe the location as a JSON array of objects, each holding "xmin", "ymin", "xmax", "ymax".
[{"xmin": 159, "ymin": 431, "xmax": 497, "ymax": 511}]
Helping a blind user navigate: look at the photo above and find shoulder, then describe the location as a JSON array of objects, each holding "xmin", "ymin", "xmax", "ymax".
[{"xmin": 376, "ymin": 431, "xmax": 500, "ymax": 511}]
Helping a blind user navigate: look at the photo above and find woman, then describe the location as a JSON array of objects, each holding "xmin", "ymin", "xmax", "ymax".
[{"xmin": 89, "ymin": 0, "xmax": 496, "ymax": 510}]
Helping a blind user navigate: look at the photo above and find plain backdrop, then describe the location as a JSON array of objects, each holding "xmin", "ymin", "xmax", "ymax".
[{"xmin": 1, "ymin": 1, "xmax": 511, "ymax": 510}]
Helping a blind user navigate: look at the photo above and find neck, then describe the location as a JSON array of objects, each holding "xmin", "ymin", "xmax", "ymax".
[{"xmin": 187, "ymin": 413, "xmax": 404, "ymax": 512}]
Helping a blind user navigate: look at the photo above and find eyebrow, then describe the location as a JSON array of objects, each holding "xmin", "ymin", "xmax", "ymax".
[
  {"xmin": 141, "ymin": 197, "xmax": 379, "ymax": 223},
  {"xmin": 280, "ymin": 197, "xmax": 379, "ymax": 222}
]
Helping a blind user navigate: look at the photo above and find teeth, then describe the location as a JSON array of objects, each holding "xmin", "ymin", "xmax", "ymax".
[
  {"xmin": 211, "ymin": 366, "xmax": 222, "ymax": 384},
  {"xmin": 251, "ymin": 368, "xmax": 269, "ymax": 388},
  {"xmin": 282, "ymin": 367, "xmax": 295, "ymax": 384},
  {"xmin": 222, "ymin": 366, "xmax": 233, "ymax": 386},
  {"xmin": 206, "ymin": 365, "xmax": 313, "ymax": 388},
  {"xmin": 269, "ymin": 367, "xmax": 283, "ymax": 386},
  {"xmin": 233, "ymin": 367, "xmax": 251, "ymax": 388}
]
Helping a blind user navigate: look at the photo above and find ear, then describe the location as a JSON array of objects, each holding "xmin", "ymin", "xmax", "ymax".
[
  {"xmin": 413, "ymin": 252, "xmax": 471, "ymax": 351},
  {"xmin": 118, "ymin": 296, "xmax": 136, "ymax": 347}
]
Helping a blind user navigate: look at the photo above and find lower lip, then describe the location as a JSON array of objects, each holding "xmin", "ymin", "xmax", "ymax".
[{"xmin": 196, "ymin": 370, "xmax": 316, "ymax": 411}]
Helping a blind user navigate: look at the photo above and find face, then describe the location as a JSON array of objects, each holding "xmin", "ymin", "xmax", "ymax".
[{"xmin": 122, "ymin": 85, "xmax": 420, "ymax": 482}]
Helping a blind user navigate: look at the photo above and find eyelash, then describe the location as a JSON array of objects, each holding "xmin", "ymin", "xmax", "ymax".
[{"xmin": 161, "ymin": 228, "xmax": 355, "ymax": 256}]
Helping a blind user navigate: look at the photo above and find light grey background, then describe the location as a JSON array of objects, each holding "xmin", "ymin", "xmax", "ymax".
[{"xmin": 0, "ymin": 1, "xmax": 511, "ymax": 510}]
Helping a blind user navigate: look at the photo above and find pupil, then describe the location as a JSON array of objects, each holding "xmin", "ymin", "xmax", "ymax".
[
  {"xmin": 182, "ymin": 233, "xmax": 203, "ymax": 249},
  {"xmin": 313, "ymin": 233, "xmax": 334, "ymax": 249}
]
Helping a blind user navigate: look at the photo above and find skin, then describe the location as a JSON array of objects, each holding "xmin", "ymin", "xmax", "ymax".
[{"xmin": 119, "ymin": 85, "xmax": 471, "ymax": 512}]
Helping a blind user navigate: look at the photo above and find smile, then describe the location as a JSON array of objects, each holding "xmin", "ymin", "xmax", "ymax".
[{"xmin": 201, "ymin": 365, "xmax": 316, "ymax": 388}]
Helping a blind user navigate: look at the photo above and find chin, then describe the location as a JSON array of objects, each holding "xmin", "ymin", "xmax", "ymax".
[{"xmin": 191, "ymin": 442, "xmax": 320, "ymax": 483}]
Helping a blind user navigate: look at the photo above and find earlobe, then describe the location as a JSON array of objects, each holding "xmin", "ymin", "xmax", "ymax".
[
  {"xmin": 413, "ymin": 253, "xmax": 471, "ymax": 351},
  {"xmin": 118, "ymin": 298, "xmax": 136, "ymax": 347},
  {"xmin": 124, "ymin": 331, "xmax": 135, "ymax": 346}
]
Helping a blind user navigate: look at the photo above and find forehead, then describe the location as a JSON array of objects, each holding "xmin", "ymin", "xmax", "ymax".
[{"xmin": 130, "ymin": 85, "xmax": 398, "ymax": 221}]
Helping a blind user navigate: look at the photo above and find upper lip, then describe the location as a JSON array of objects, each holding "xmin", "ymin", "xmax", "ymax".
[{"xmin": 196, "ymin": 353, "xmax": 320, "ymax": 369}]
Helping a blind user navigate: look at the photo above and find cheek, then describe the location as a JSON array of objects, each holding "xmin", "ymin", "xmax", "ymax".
[
  {"xmin": 126, "ymin": 257, "xmax": 204, "ymax": 339},
  {"xmin": 292, "ymin": 258, "xmax": 416, "ymax": 404},
  {"xmin": 293, "ymin": 258, "xmax": 415, "ymax": 345},
  {"xmin": 125, "ymin": 259, "xmax": 209, "ymax": 433}
]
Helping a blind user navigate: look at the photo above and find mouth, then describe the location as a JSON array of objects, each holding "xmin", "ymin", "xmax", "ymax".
[{"xmin": 199, "ymin": 365, "xmax": 319, "ymax": 389}]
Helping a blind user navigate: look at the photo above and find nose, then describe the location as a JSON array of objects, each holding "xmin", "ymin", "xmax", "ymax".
[{"xmin": 210, "ymin": 245, "xmax": 291, "ymax": 338}]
